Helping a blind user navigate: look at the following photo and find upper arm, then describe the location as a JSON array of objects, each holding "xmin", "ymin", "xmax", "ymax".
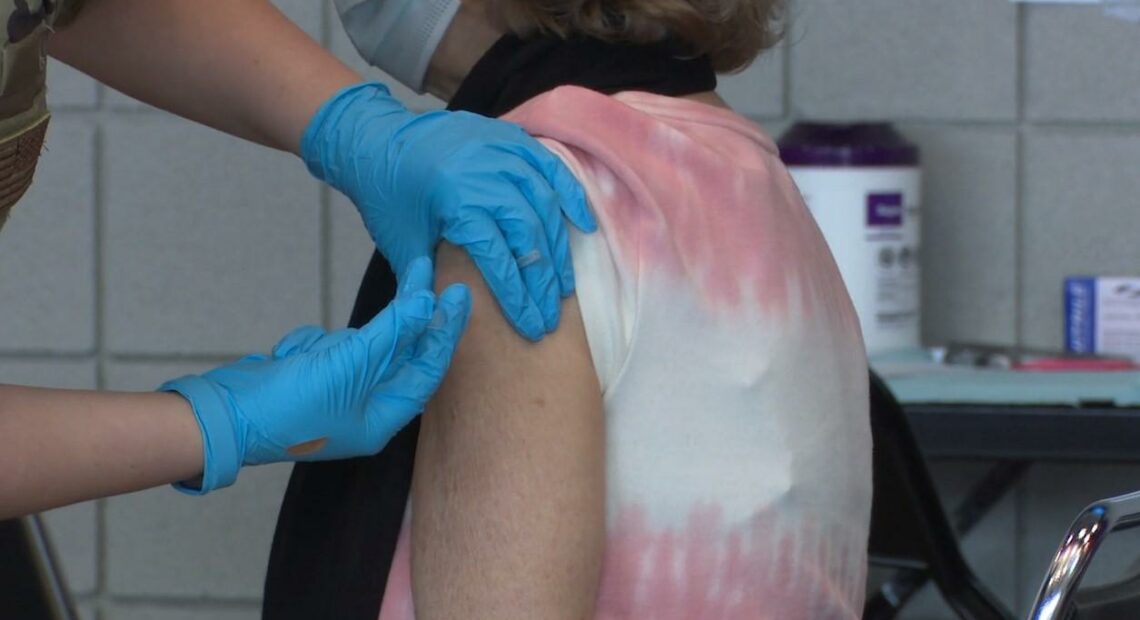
[{"xmin": 410, "ymin": 243, "xmax": 606, "ymax": 619}]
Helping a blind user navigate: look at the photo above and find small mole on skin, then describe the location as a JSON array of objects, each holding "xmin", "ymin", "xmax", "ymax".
[{"xmin": 532, "ymin": 397, "xmax": 547, "ymax": 408}]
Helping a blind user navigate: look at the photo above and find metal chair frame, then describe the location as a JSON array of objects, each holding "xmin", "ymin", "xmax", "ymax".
[
  {"xmin": 1027, "ymin": 490, "xmax": 1140, "ymax": 620},
  {"xmin": 0, "ymin": 515, "xmax": 79, "ymax": 620},
  {"xmin": 865, "ymin": 372, "xmax": 1015, "ymax": 620}
]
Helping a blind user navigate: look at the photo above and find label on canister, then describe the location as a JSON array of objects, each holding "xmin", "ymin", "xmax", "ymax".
[{"xmin": 788, "ymin": 166, "xmax": 922, "ymax": 354}]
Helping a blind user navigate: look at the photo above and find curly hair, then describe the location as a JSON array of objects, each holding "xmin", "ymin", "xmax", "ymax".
[{"xmin": 485, "ymin": 0, "xmax": 785, "ymax": 73}]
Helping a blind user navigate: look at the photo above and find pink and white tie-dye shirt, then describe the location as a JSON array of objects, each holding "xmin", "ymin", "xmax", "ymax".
[{"xmin": 378, "ymin": 86, "xmax": 872, "ymax": 620}]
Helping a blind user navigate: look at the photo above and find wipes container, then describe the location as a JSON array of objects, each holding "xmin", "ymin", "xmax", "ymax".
[{"xmin": 778, "ymin": 123, "xmax": 922, "ymax": 355}]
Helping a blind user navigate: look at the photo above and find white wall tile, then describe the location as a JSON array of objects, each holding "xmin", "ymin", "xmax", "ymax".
[
  {"xmin": 105, "ymin": 465, "xmax": 290, "ymax": 599},
  {"xmin": 328, "ymin": 194, "xmax": 376, "ymax": 328},
  {"xmin": 1021, "ymin": 130, "xmax": 1140, "ymax": 349},
  {"xmin": 0, "ymin": 119, "xmax": 96, "ymax": 352},
  {"xmin": 717, "ymin": 44, "xmax": 784, "ymax": 120},
  {"xmin": 103, "ymin": 361, "xmax": 226, "ymax": 393},
  {"xmin": 102, "ymin": 115, "xmax": 321, "ymax": 355},
  {"xmin": 0, "ymin": 358, "xmax": 96, "ymax": 388},
  {"xmin": 76, "ymin": 603, "xmax": 97, "ymax": 620},
  {"xmin": 47, "ymin": 61, "xmax": 98, "ymax": 109},
  {"xmin": 901, "ymin": 126, "xmax": 1019, "ymax": 346},
  {"xmin": 790, "ymin": 0, "xmax": 1018, "ymax": 121},
  {"xmin": 41, "ymin": 502, "xmax": 99, "ymax": 596},
  {"xmin": 1026, "ymin": 6, "xmax": 1140, "ymax": 122}
]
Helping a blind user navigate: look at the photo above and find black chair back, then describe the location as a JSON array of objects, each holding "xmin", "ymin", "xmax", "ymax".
[
  {"xmin": 864, "ymin": 372, "xmax": 1013, "ymax": 620},
  {"xmin": 0, "ymin": 516, "xmax": 78, "ymax": 620}
]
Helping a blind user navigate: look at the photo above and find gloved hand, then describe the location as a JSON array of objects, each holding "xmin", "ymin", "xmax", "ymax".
[
  {"xmin": 160, "ymin": 257, "xmax": 471, "ymax": 495},
  {"xmin": 301, "ymin": 82, "xmax": 595, "ymax": 341}
]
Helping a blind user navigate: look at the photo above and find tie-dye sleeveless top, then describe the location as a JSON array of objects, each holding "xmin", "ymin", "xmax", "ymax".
[{"xmin": 378, "ymin": 86, "xmax": 872, "ymax": 620}]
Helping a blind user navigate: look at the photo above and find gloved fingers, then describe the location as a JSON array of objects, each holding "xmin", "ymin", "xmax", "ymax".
[
  {"xmin": 360, "ymin": 257, "xmax": 438, "ymax": 345},
  {"xmin": 382, "ymin": 284, "xmax": 471, "ymax": 401},
  {"xmin": 389, "ymin": 257, "xmax": 441, "ymax": 355},
  {"xmin": 487, "ymin": 178, "xmax": 561, "ymax": 332},
  {"xmin": 272, "ymin": 325, "xmax": 329, "ymax": 359},
  {"xmin": 270, "ymin": 257, "xmax": 437, "ymax": 362},
  {"xmin": 394, "ymin": 283, "xmax": 471, "ymax": 397},
  {"xmin": 362, "ymin": 283, "xmax": 473, "ymax": 447},
  {"xmin": 500, "ymin": 164, "xmax": 576, "ymax": 299},
  {"xmin": 396, "ymin": 255, "xmax": 435, "ymax": 298},
  {"xmin": 443, "ymin": 216, "xmax": 545, "ymax": 342},
  {"xmin": 509, "ymin": 134, "xmax": 596, "ymax": 234},
  {"xmin": 355, "ymin": 287, "xmax": 437, "ymax": 377},
  {"xmin": 299, "ymin": 82, "xmax": 407, "ymax": 195},
  {"xmin": 373, "ymin": 257, "xmax": 443, "ymax": 371},
  {"xmin": 273, "ymin": 324, "xmax": 362, "ymax": 359},
  {"xmin": 437, "ymin": 283, "xmax": 474, "ymax": 329}
]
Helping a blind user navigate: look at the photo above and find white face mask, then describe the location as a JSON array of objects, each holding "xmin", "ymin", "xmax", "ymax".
[{"xmin": 335, "ymin": 0, "xmax": 462, "ymax": 94}]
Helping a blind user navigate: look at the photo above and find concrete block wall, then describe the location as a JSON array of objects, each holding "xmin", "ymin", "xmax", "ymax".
[{"xmin": 1, "ymin": 1, "xmax": 1137, "ymax": 618}]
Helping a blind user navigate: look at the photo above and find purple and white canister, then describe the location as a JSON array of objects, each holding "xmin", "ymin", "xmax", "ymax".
[{"xmin": 778, "ymin": 123, "xmax": 922, "ymax": 355}]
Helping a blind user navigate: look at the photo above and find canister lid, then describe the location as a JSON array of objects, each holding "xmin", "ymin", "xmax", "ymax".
[{"xmin": 778, "ymin": 122, "xmax": 919, "ymax": 167}]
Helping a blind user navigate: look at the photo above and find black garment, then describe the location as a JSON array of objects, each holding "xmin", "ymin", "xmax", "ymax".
[
  {"xmin": 262, "ymin": 35, "xmax": 715, "ymax": 620},
  {"xmin": 449, "ymin": 35, "xmax": 715, "ymax": 117}
]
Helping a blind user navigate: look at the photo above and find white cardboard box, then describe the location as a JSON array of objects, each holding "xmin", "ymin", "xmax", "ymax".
[{"xmin": 1065, "ymin": 276, "xmax": 1140, "ymax": 360}]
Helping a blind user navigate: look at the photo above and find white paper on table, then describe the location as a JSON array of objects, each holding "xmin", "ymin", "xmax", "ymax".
[
  {"xmin": 1010, "ymin": 0, "xmax": 1140, "ymax": 22},
  {"xmin": 1106, "ymin": 4, "xmax": 1140, "ymax": 21}
]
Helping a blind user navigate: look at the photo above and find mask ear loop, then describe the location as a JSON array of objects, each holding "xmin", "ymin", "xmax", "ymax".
[{"xmin": 1104, "ymin": 2, "xmax": 1140, "ymax": 23}]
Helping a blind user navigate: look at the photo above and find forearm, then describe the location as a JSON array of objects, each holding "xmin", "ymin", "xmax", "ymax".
[
  {"xmin": 0, "ymin": 386, "xmax": 202, "ymax": 519},
  {"xmin": 411, "ymin": 245, "xmax": 605, "ymax": 619},
  {"xmin": 46, "ymin": 0, "xmax": 361, "ymax": 153}
]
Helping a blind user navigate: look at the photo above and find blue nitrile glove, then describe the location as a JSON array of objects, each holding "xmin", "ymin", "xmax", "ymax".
[
  {"xmin": 160, "ymin": 257, "xmax": 471, "ymax": 495},
  {"xmin": 301, "ymin": 82, "xmax": 595, "ymax": 341}
]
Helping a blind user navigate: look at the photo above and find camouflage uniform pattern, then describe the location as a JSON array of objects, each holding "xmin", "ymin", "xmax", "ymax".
[{"xmin": 0, "ymin": 0, "xmax": 82, "ymax": 230}]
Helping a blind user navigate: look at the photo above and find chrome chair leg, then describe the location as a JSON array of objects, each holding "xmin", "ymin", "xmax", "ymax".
[{"xmin": 1028, "ymin": 490, "xmax": 1140, "ymax": 620}]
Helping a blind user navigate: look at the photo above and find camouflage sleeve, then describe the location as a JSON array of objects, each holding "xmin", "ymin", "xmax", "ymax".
[
  {"xmin": 0, "ymin": 0, "xmax": 80, "ymax": 229},
  {"xmin": 0, "ymin": 0, "xmax": 82, "ymax": 38}
]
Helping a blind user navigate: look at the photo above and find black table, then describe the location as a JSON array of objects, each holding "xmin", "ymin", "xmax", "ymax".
[{"xmin": 906, "ymin": 402, "xmax": 1140, "ymax": 462}]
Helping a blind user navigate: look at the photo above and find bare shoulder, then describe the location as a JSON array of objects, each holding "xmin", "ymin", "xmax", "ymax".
[
  {"xmin": 411, "ymin": 243, "xmax": 605, "ymax": 619},
  {"xmin": 433, "ymin": 242, "xmax": 595, "ymax": 383}
]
